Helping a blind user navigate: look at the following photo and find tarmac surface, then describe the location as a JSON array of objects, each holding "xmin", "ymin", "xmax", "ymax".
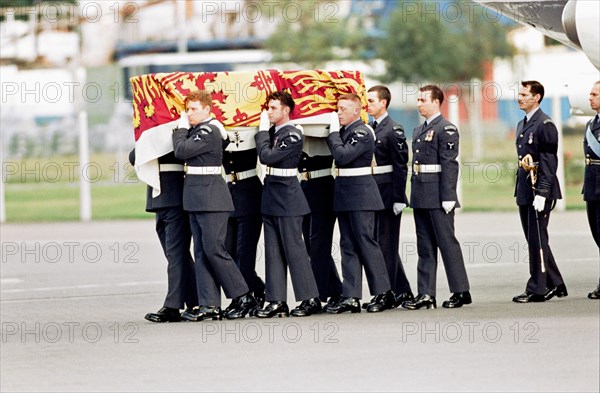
[{"xmin": 1, "ymin": 211, "xmax": 599, "ymax": 392}]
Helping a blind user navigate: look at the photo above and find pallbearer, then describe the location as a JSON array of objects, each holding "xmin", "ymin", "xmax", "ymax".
[
  {"xmin": 172, "ymin": 90, "xmax": 256, "ymax": 321},
  {"xmin": 255, "ymin": 91, "xmax": 322, "ymax": 318},
  {"xmin": 326, "ymin": 93, "xmax": 394, "ymax": 314}
]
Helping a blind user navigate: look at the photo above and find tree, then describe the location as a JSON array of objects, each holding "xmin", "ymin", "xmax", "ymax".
[
  {"xmin": 0, "ymin": 0, "xmax": 77, "ymax": 9},
  {"xmin": 264, "ymin": 1, "xmax": 367, "ymax": 69},
  {"xmin": 376, "ymin": 0, "xmax": 514, "ymax": 82}
]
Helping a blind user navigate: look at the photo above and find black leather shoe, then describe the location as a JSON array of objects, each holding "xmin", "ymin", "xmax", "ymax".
[
  {"xmin": 362, "ymin": 295, "xmax": 375, "ymax": 309},
  {"xmin": 588, "ymin": 284, "xmax": 600, "ymax": 299},
  {"xmin": 181, "ymin": 305, "xmax": 222, "ymax": 321},
  {"xmin": 256, "ymin": 301, "xmax": 290, "ymax": 318},
  {"xmin": 394, "ymin": 292, "xmax": 414, "ymax": 308},
  {"xmin": 182, "ymin": 306, "xmax": 195, "ymax": 315},
  {"xmin": 544, "ymin": 284, "xmax": 568, "ymax": 301},
  {"xmin": 326, "ymin": 297, "xmax": 361, "ymax": 314},
  {"xmin": 512, "ymin": 291, "xmax": 545, "ymax": 303},
  {"xmin": 323, "ymin": 295, "xmax": 342, "ymax": 313},
  {"xmin": 251, "ymin": 290, "xmax": 266, "ymax": 316},
  {"xmin": 363, "ymin": 291, "xmax": 400, "ymax": 310},
  {"xmin": 401, "ymin": 294, "xmax": 436, "ymax": 310},
  {"xmin": 366, "ymin": 290, "xmax": 395, "ymax": 313},
  {"xmin": 291, "ymin": 297, "xmax": 322, "ymax": 317},
  {"xmin": 442, "ymin": 291, "xmax": 472, "ymax": 308},
  {"xmin": 144, "ymin": 307, "xmax": 181, "ymax": 323},
  {"xmin": 223, "ymin": 299, "xmax": 237, "ymax": 315},
  {"xmin": 225, "ymin": 293, "xmax": 258, "ymax": 319}
]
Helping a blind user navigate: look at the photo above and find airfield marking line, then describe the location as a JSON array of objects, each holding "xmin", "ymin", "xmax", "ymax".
[
  {"xmin": 0, "ymin": 278, "xmax": 23, "ymax": 284},
  {"xmin": 0, "ymin": 291, "xmax": 161, "ymax": 303},
  {"xmin": 0, "ymin": 280, "xmax": 164, "ymax": 294}
]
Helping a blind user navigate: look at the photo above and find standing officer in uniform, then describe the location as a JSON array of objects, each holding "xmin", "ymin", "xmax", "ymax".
[
  {"xmin": 299, "ymin": 132, "xmax": 343, "ymax": 312},
  {"xmin": 172, "ymin": 90, "xmax": 256, "ymax": 321},
  {"xmin": 255, "ymin": 90, "xmax": 322, "ymax": 318},
  {"xmin": 129, "ymin": 150, "xmax": 198, "ymax": 322},
  {"xmin": 512, "ymin": 80, "xmax": 567, "ymax": 303},
  {"xmin": 402, "ymin": 85, "xmax": 471, "ymax": 310},
  {"xmin": 583, "ymin": 80, "xmax": 600, "ymax": 300},
  {"xmin": 366, "ymin": 85, "xmax": 414, "ymax": 309},
  {"xmin": 222, "ymin": 132, "xmax": 266, "ymax": 315},
  {"xmin": 326, "ymin": 93, "xmax": 394, "ymax": 314}
]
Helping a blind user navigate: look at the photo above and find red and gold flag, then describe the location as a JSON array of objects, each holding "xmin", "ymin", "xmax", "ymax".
[{"xmin": 130, "ymin": 69, "xmax": 367, "ymax": 193}]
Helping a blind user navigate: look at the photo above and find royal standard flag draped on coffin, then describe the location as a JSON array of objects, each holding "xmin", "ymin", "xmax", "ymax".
[{"xmin": 130, "ymin": 69, "xmax": 367, "ymax": 195}]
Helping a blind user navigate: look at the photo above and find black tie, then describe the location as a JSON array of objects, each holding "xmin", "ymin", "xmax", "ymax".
[
  {"xmin": 594, "ymin": 115, "xmax": 599, "ymax": 126},
  {"xmin": 373, "ymin": 121, "xmax": 378, "ymax": 129},
  {"xmin": 523, "ymin": 116, "xmax": 528, "ymax": 127}
]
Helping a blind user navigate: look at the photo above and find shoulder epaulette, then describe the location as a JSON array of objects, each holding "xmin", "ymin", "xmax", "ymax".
[
  {"xmin": 289, "ymin": 131, "xmax": 301, "ymax": 143},
  {"xmin": 543, "ymin": 119, "xmax": 554, "ymax": 125},
  {"xmin": 200, "ymin": 124, "xmax": 213, "ymax": 133},
  {"xmin": 354, "ymin": 129, "xmax": 368, "ymax": 137},
  {"xmin": 444, "ymin": 125, "xmax": 457, "ymax": 131}
]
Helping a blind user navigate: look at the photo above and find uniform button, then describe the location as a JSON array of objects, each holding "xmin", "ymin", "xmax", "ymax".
[
  {"xmin": 518, "ymin": 145, "xmax": 521, "ymax": 148},
  {"xmin": 415, "ymin": 149, "xmax": 420, "ymax": 153},
  {"xmin": 303, "ymin": 157, "xmax": 307, "ymax": 160},
  {"xmin": 229, "ymin": 161, "xmax": 233, "ymax": 164},
  {"xmin": 587, "ymin": 154, "xmax": 590, "ymax": 157},
  {"xmin": 417, "ymin": 139, "xmax": 421, "ymax": 142},
  {"xmin": 518, "ymin": 155, "xmax": 522, "ymax": 159},
  {"xmin": 519, "ymin": 134, "xmax": 523, "ymax": 138}
]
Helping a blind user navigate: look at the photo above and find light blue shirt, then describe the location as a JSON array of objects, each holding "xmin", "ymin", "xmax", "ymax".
[{"xmin": 425, "ymin": 112, "xmax": 441, "ymax": 126}]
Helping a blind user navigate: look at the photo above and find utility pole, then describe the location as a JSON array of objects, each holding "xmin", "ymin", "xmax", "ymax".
[{"xmin": 71, "ymin": 6, "xmax": 91, "ymax": 221}]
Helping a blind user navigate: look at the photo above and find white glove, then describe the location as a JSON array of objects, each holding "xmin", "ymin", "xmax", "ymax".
[
  {"xmin": 329, "ymin": 112, "xmax": 340, "ymax": 134},
  {"xmin": 533, "ymin": 195, "xmax": 546, "ymax": 212},
  {"xmin": 210, "ymin": 119, "xmax": 228, "ymax": 140},
  {"xmin": 393, "ymin": 203, "xmax": 406, "ymax": 215},
  {"xmin": 259, "ymin": 110, "xmax": 270, "ymax": 131},
  {"xmin": 442, "ymin": 201, "xmax": 456, "ymax": 214},
  {"xmin": 177, "ymin": 111, "xmax": 190, "ymax": 130}
]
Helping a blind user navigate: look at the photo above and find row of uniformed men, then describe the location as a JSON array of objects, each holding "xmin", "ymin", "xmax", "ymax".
[{"xmin": 134, "ymin": 81, "xmax": 600, "ymax": 323}]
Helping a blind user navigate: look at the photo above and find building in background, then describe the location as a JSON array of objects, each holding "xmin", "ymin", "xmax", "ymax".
[{"xmin": 1, "ymin": 0, "xmax": 598, "ymax": 157}]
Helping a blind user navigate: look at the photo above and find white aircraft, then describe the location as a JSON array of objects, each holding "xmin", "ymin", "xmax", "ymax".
[
  {"xmin": 475, "ymin": 0, "xmax": 599, "ymax": 70},
  {"xmin": 476, "ymin": 0, "xmax": 599, "ymax": 115}
]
